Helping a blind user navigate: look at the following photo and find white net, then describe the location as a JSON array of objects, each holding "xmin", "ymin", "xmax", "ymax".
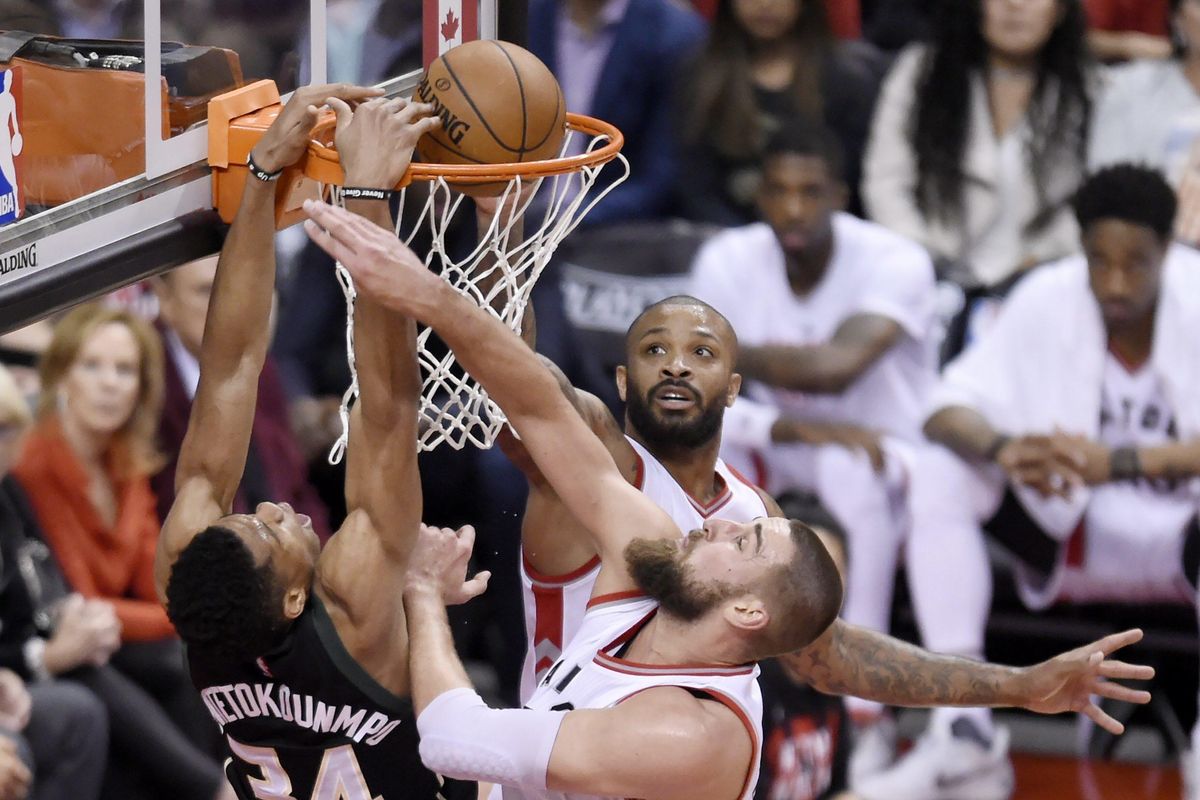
[{"xmin": 325, "ymin": 127, "xmax": 629, "ymax": 458}]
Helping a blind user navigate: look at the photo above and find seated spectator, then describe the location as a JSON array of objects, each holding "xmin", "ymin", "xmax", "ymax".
[
  {"xmin": 1090, "ymin": 1, "xmax": 1200, "ymax": 241},
  {"xmin": 11, "ymin": 304, "xmax": 223, "ymax": 773},
  {"xmin": 759, "ymin": 501, "xmax": 859, "ymax": 800},
  {"xmin": 689, "ymin": 120, "xmax": 938, "ymax": 788},
  {"xmin": 863, "ymin": 0, "xmax": 1094, "ymax": 288},
  {"xmin": 528, "ymin": 0, "xmax": 706, "ymax": 225},
  {"xmin": 150, "ymin": 256, "xmax": 330, "ymax": 541},
  {"xmin": 0, "ymin": 635, "xmax": 106, "ymax": 800},
  {"xmin": 677, "ymin": 0, "xmax": 886, "ymax": 224},
  {"xmin": 0, "ymin": 363, "xmax": 229, "ymax": 800},
  {"xmin": 862, "ymin": 165, "xmax": 1199, "ymax": 799},
  {"xmin": 1085, "ymin": 0, "xmax": 1172, "ymax": 62}
]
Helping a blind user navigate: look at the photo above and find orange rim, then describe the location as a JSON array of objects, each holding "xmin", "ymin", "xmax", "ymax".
[{"xmin": 303, "ymin": 112, "xmax": 624, "ymax": 187}]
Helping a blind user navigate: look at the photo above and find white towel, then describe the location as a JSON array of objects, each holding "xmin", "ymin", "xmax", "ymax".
[{"xmin": 930, "ymin": 243, "xmax": 1200, "ymax": 538}]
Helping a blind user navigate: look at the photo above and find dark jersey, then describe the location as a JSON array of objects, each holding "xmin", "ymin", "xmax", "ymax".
[
  {"xmin": 756, "ymin": 659, "xmax": 851, "ymax": 800},
  {"xmin": 188, "ymin": 594, "xmax": 474, "ymax": 800}
]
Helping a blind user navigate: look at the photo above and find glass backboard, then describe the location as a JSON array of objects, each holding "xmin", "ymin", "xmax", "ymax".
[{"xmin": 0, "ymin": 0, "xmax": 507, "ymax": 332}]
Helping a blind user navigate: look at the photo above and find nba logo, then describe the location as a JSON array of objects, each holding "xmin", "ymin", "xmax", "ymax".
[
  {"xmin": 423, "ymin": 0, "xmax": 479, "ymax": 66},
  {"xmin": 0, "ymin": 68, "xmax": 22, "ymax": 225}
]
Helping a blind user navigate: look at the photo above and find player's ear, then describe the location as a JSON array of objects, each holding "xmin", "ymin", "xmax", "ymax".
[
  {"xmin": 726, "ymin": 373, "xmax": 741, "ymax": 407},
  {"xmin": 615, "ymin": 365, "xmax": 628, "ymax": 402},
  {"xmin": 282, "ymin": 586, "xmax": 307, "ymax": 621},
  {"xmin": 724, "ymin": 596, "xmax": 768, "ymax": 634}
]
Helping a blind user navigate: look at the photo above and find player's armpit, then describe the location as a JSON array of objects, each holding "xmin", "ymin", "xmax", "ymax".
[{"xmin": 546, "ymin": 687, "xmax": 753, "ymax": 800}]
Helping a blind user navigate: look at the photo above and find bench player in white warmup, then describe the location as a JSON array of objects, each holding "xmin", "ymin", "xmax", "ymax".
[{"xmin": 303, "ymin": 199, "xmax": 1156, "ymax": 800}]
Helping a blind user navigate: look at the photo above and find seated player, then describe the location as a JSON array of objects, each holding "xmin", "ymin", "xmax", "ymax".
[
  {"xmin": 302, "ymin": 198, "xmax": 1156, "ymax": 800},
  {"xmin": 153, "ymin": 85, "xmax": 476, "ymax": 799}
]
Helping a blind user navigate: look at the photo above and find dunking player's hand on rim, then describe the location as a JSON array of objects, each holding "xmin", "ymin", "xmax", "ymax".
[
  {"xmin": 328, "ymin": 96, "xmax": 440, "ymax": 190},
  {"xmin": 250, "ymin": 83, "xmax": 385, "ymax": 176}
]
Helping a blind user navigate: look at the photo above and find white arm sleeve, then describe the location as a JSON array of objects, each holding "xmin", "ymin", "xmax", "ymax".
[{"xmin": 417, "ymin": 688, "xmax": 568, "ymax": 792}]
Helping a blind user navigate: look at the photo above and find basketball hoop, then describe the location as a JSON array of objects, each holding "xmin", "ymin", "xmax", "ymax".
[{"xmin": 208, "ymin": 80, "xmax": 629, "ymax": 453}]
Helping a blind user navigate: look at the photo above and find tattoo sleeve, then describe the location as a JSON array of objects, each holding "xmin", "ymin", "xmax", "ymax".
[{"xmin": 789, "ymin": 621, "xmax": 1025, "ymax": 708}]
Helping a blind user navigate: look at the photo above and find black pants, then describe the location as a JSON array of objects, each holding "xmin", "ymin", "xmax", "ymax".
[
  {"xmin": 68, "ymin": 640, "xmax": 224, "ymax": 800},
  {"xmin": 17, "ymin": 680, "xmax": 108, "ymax": 800},
  {"xmin": 985, "ymin": 488, "xmax": 1200, "ymax": 590}
]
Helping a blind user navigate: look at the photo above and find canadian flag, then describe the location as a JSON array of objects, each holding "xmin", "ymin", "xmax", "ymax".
[{"xmin": 423, "ymin": 0, "xmax": 479, "ymax": 66}]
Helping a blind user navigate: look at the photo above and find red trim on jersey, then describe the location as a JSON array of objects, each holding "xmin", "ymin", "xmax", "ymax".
[
  {"xmin": 595, "ymin": 607, "xmax": 756, "ymax": 676},
  {"xmin": 614, "ymin": 686, "xmax": 760, "ymax": 800},
  {"xmin": 632, "ymin": 450, "xmax": 646, "ymax": 491},
  {"xmin": 523, "ymin": 552, "xmax": 602, "ymax": 586},
  {"xmin": 687, "ymin": 474, "xmax": 733, "ymax": 518},
  {"xmin": 530, "ymin": 582, "xmax": 566, "ymax": 679},
  {"xmin": 586, "ymin": 590, "xmax": 648, "ymax": 609},
  {"xmin": 1065, "ymin": 519, "xmax": 1087, "ymax": 569}
]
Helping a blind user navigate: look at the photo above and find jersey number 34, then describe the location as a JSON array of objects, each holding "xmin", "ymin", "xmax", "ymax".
[{"xmin": 228, "ymin": 738, "xmax": 378, "ymax": 800}]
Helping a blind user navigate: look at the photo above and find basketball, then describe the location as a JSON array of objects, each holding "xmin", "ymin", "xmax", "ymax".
[{"xmin": 414, "ymin": 40, "xmax": 566, "ymax": 193}]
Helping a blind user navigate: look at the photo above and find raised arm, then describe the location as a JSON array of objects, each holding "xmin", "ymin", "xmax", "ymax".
[
  {"xmin": 155, "ymin": 84, "xmax": 381, "ymax": 600},
  {"xmin": 302, "ymin": 202, "xmax": 679, "ymax": 583},
  {"xmin": 309, "ymin": 98, "xmax": 440, "ymax": 636}
]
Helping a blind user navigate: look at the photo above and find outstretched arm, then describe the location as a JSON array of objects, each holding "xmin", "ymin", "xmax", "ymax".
[
  {"xmin": 155, "ymin": 84, "xmax": 381, "ymax": 601},
  {"xmin": 785, "ymin": 623, "xmax": 1152, "ymax": 734},
  {"xmin": 755, "ymin": 491, "xmax": 1153, "ymax": 734},
  {"xmin": 303, "ymin": 201, "xmax": 679, "ymax": 587}
]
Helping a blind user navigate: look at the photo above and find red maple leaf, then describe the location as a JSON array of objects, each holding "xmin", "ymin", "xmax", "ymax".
[{"xmin": 441, "ymin": 9, "xmax": 460, "ymax": 42}]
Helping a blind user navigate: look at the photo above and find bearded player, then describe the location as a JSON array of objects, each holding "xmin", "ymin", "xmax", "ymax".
[
  {"xmin": 153, "ymin": 89, "xmax": 481, "ymax": 799},
  {"xmin": 303, "ymin": 199, "xmax": 1155, "ymax": 800}
]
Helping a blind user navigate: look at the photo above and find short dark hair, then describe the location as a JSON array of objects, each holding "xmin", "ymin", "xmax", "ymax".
[
  {"xmin": 1073, "ymin": 164, "xmax": 1177, "ymax": 242},
  {"xmin": 165, "ymin": 526, "xmax": 287, "ymax": 661},
  {"xmin": 625, "ymin": 295, "xmax": 736, "ymax": 353},
  {"xmin": 753, "ymin": 520, "xmax": 843, "ymax": 658},
  {"xmin": 762, "ymin": 118, "xmax": 845, "ymax": 183}
]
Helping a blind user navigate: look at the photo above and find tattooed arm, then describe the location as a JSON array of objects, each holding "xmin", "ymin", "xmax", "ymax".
[
  {"xmin": 783, "ymin": 622, "xmax": 1152, "ymax": 734},
  {"xmin": 756, "ymin": 491, "xmax": 1155, "ymax": 734}
]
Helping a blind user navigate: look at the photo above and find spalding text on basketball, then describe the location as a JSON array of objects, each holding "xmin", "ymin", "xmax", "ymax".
[{"xmin": 415, "ymin": 77, "xmax": 472, "ymax": 146}]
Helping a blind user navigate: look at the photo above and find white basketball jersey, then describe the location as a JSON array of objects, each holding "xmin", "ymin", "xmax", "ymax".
[
  {"xmin": 519, "ymin": 436, "xmax": 771, "ymax": 701},
  {"xmin": 512, "ymin": 595, "xmax": 763, "ymax": 800}
]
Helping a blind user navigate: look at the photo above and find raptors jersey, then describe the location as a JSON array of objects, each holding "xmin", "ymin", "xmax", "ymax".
[
  {"xmin": 519, "ymin": 436, "xmax": 771, "ymax": 701},
  {"xmin": 514, "ymin": 595, "xmax": 763, "ymax": 800},
  {"xmin": 188, "ymin": 594, "xmax": 475, "ymax": 800}
]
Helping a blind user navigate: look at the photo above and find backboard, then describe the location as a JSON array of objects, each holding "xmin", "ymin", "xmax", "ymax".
[{"xmin": 0, "ymin": 0, "xmax": 518, "ymax": 333}]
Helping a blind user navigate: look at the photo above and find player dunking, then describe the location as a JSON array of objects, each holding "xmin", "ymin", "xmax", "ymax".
[
  {"xmin": 153, "ymin": 87, "xmax": 480, "ymax": 800},
  {"xmin": 303, "ymin": 199, "xmax": 1156, "ymax": 800}
]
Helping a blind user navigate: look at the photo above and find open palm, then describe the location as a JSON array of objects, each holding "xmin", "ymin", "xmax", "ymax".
[{"xmin": 1020, "ymin": 629, "xmax": 1154, "ymax": 734}]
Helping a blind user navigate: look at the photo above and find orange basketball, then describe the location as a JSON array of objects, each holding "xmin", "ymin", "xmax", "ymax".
[{"xmin": 414, "ymin": 40, "xmax": 566, "ymax": 194}]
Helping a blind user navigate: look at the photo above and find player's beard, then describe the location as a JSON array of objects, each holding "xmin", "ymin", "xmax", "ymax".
[
  {"xmin": 624, "ymin": 537, "xmax": 740, "ymax": 622},
  {"xmin": 625, "ymin": 378, "xmax": 724, "ymax": 455}
]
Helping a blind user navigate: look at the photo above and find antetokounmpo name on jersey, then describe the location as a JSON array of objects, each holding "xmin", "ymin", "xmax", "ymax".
[{"xmin": 199, "ymin": 683, "xmax": 401, "ymax": 745}]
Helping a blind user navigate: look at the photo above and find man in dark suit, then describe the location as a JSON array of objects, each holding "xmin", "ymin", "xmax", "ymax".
[
  {"xmin": 528, "ymin": 0, "xmax": 706, "ymax": 225},
  {"xmin": 151, "ymin": 256, "xmax": 331, "ymax": 541}
]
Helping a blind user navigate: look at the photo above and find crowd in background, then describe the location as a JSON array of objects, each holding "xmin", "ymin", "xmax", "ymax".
[{"xmin": 2, "ymin": 1, "xmax": 1200, "ymax": 799}]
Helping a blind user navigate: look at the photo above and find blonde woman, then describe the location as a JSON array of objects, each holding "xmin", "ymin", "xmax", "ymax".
[{"xmin": 11, "ymin": 305, "xmax": 232, "ymax": 800}]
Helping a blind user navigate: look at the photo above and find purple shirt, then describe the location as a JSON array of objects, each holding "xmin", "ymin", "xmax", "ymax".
[{"xmin": 556, "ymin": 0, "xmax": 632, "ymax": 154}]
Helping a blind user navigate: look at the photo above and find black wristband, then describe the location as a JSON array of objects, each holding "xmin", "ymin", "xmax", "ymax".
[
  {"xmin": 1110, "ymin": 446, "xmax": 1142, "ymax": 482},
  {"xmin": 247, "ymin": 151, "xmax": 282, "ymax": 182},
  {"xmin": 340, "ymin": 187, "xmax": 395, "ymax": 202},
  {"xmin": 984, "ymin": 433, "xmax": 1012, "ymax": 462}
]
